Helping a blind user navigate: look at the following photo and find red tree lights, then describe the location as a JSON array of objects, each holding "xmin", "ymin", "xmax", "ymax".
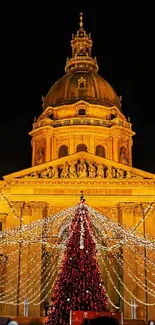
[{"xmin": 46, "ymin": 202, "xmax": 109, "ymax": 325}]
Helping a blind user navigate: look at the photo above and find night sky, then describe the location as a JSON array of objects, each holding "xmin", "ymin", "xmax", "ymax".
[{"xmin": 0, "ymin": 3, "xmax": 155, "ymax": 179}]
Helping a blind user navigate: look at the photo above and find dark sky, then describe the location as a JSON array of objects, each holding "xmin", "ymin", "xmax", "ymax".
[{"xmin": 0, "ymin": 3, "xmax": 155, "ymax": 179}]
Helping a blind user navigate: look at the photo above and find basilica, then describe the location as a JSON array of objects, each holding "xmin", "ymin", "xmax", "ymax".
[{"xmin": 0, "ymin": 13, "xmax": 155, "ymax": 321}]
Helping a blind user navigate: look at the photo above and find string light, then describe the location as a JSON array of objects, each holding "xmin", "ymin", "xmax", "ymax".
[{"xmin": 0, "ymin": 191, "xmax": 155, "ymax": 311}]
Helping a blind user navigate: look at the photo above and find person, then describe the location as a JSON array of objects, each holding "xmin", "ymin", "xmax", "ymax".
[
  {"xmin": 24, "ymin": 297, "xmax": 28, "ymax": 316},
  {"xmin": 80, "ymin": 190, "xmax": 85, "ymax": 202},
  {"xmin": 44, "ymin": 298, "xmax": 49, "ymax": 316},
  {"xmin": 148, "ymin": 321, "xmax": 154, "ymax": 325},
  {"xmin": 0, "ymin": 318, "xmax": 11, "ymax": 325},
  {"xmin": 8, "ymin": 322, "xmax": 19, "ymax": 325},
  {"xmin": 81, "ymin": 316, "xmax": 119, "ymax": 325}
]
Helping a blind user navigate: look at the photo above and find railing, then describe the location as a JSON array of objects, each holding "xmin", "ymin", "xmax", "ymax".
[
  {"xmin": 33, "ymin": 117, "xmax": 131, "ymax": 130},
  {"xmin": 66, "ymin": 55, "xmax": 97, "ymax": 64}
]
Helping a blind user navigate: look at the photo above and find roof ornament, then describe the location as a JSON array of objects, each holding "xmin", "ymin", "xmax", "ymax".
[{"xmin": 79, "ymin": 12, "xmax": 83, "ymax": 29}]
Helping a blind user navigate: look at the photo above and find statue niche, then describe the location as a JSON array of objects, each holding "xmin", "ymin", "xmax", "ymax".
[
  {"xmin": 36, "ymin": 147, "xmax": 44, "ymax": 165},
  {"xmin": 119, "ymin": 146, "xmax": 128, "ymax": 165}
]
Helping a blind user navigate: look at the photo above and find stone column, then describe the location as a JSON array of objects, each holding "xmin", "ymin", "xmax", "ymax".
[
  {"xmin": 45, "ymin": 136, "xmax": 51, "ymax": 162},
  {"xmin": 70, "ymin": 134, "xmax": 75, "ymax": 155},
  {"xmin": 113, "ymin": 136, "xmax": 119, "ymax": 162},
  {"xmin": 89, "ymin": 135, "xmax": 95, "ymax": 154},
  {"xmin": 31, "ymin": 140, "xmax": 36, "ymax": 166},
  {"xmin": 52, "ymin": 135, "xmax": 56, "ymax": 160},
  {"xmin": 108, "ymin": 136, "xmax": 113, "ymax": 160},
  {"xmin": 128, "ymin": 139, "xmax": 133, "ymax": 166}
]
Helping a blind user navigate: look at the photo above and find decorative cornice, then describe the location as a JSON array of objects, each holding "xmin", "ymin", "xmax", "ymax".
[{"xmin": 3, "ymin": 178, "xmax": 155, "ymax": 187}]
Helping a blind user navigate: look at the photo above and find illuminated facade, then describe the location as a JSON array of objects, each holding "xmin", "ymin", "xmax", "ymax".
[{"xmin": 0, "ymin": 13, "xmax": 155, "ymax": 320}]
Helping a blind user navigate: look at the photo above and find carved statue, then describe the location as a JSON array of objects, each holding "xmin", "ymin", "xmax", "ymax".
[
  {"xmin": 116, "ymin": 168, "xmax": 124, "ymax": 178},
  {"xmin": 42, "ymin": 95, "xmax": 45, "ymax": 109},
  {"xmin": 96, "ymin": 164, "xmax": 104, "ymax": 178},
  {"xmin": 120, "ymin": 153, "xmax": 128, "ymax": 165},
  {"xmin": 77, "ymin": 159, "xmax": 87, "ymax": 178},
  {"xmin": 40, "ymin": 168, "xmax": 49, "ymax": 178},
  {"xmin": 106, "ymin": 167, "xmax": 112, "ymax": 178},
  {"xmin": 112, "ymin": 168, "xmax": 116, "ymax": 178},
  {"xmin": 36, "ymin": 147, "xmax": 44, "ymax": 165},
  {"xmin": 119, "ymin": 95, "xmax": 122, "ymax": 107},
  {"xmin": 88, "ymin": 162, "xmax": 96, "ymax": 178},
  {"xmin": 20, "ymin": 159, "xmax": 145, "ymax": 181},
  {"xmin": 47, "ymin": 167, "xmax": 53, "ymax": 178},
  {"xmin": 60, "ymin": 162, "xmax": 69, "ymax": 178},
  {"xmin": 125, "ymin": 170, "xmax": 132, "ymax": 178},
  {"xmin": 69, "ymin": 162, "xmax": 77, "ymax": 178},
  {"xmin": 29, "ymin": 171, "xmax": 39, "ymax": 178},
  {"xmin": 40, "ymin": 167, "xmax": 53, "ymax": 178},
  {"xmin": 120, "ymin": 148, "xmax": 128, "ymax": 165},
  {"xmin": 133, "ymin": 173, "xmax": 143, "ymax": 179},
  {"xmin": 51, "ymin": 166, "xmax": 58, "ymax": 178}
]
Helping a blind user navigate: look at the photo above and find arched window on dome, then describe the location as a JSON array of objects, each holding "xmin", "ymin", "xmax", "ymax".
[
  {"xmin": 76, "ymin": 144, "xmax": 88, "ymax": 153},
  {"xmin": 95, "ymin": 145, "xmax": 106, "ymax": 158},
  {"xmin": 80, "ymin": 82, "xmax": 84, "ymax": 88},
  {"xmin": 78, "ymin": 77, "xmax": 86, "ymax": 89},
  {"xmin": 58, "ymin": 145, "xmax": 68, "ymax": 159}
]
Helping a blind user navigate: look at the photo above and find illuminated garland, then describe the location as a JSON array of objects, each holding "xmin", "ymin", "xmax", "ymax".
[
  {"xmin": 99, "ymin": 251, "xmax": 155, "ymax": 306},
  {"xmin": 0, "ymin": 192, "xmax": 155, "ymax": 310}
]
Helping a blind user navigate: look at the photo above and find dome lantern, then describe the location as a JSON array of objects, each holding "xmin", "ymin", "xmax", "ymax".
[{"xmin": 65, "ymin": 13, "xmax": 98, "ymax": 73}]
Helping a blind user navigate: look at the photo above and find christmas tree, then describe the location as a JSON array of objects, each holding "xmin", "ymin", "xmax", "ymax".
[{"xmin": 46, "ymin": 198, "xmax": 109, "ymax": 325}]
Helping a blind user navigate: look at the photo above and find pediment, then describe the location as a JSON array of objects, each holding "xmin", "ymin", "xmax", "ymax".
[{"xmin": 3, "ymin": 151, "xmax": 155, "ymax": 181}]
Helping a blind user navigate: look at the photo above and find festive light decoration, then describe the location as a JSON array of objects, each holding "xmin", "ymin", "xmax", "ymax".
[
  {"xmin": 46, "ymin": 202, "xmax": 109, "ymax": 325},
  {"xmin": 0, "ymin": 189, "xmax": 155, "ymax": 314},
  {"xmin": 0, "ymin": 190, "xmax": 21, "ymax": 221}
]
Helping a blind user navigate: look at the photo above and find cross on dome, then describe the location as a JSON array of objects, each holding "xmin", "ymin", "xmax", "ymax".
[{"xmin": 79, "ymin": 12, "xmax": 83, "ymax": 28}]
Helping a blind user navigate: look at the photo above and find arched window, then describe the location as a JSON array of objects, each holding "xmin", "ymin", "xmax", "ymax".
[
  {"xmin": 78, "ymin": 108, "xmax": 86, "ymax": 115},
  {"xmin": 78, "ymin": 77, "xmax": 86, "ymax": 89},
  {"xmin": 76, "ymin": 144, "xmax": 88, "ymax": 153},
  {"xmin": 95, "ymin": 145, "xmax": 106, "ymax": 158},
  {"xmin": 80, "ymin": 82, "xmax": 84, "ymax": 88},
  {"xmin": 58, "ymin": 145, "xmax": 68, "ymax": 158},
  {"xmin": 111, "ymin": 113, "xmax": 116, "ymax": 119},
  {"xmin": 48, "ymin": 113, "xmax": 53, "ymax": 120},
  {"xmin": 79, "ymin": 48, "xmax": 84, "ymax": 55}
]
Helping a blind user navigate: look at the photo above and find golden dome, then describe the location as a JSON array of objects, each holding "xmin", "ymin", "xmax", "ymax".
[
  {"xmin": 43, "ymin": 13, "xmax": 121, "ymax": 111},
  {"xmin": 43, "ymin": 71, "xmax": 121, "ymax": 110}
]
